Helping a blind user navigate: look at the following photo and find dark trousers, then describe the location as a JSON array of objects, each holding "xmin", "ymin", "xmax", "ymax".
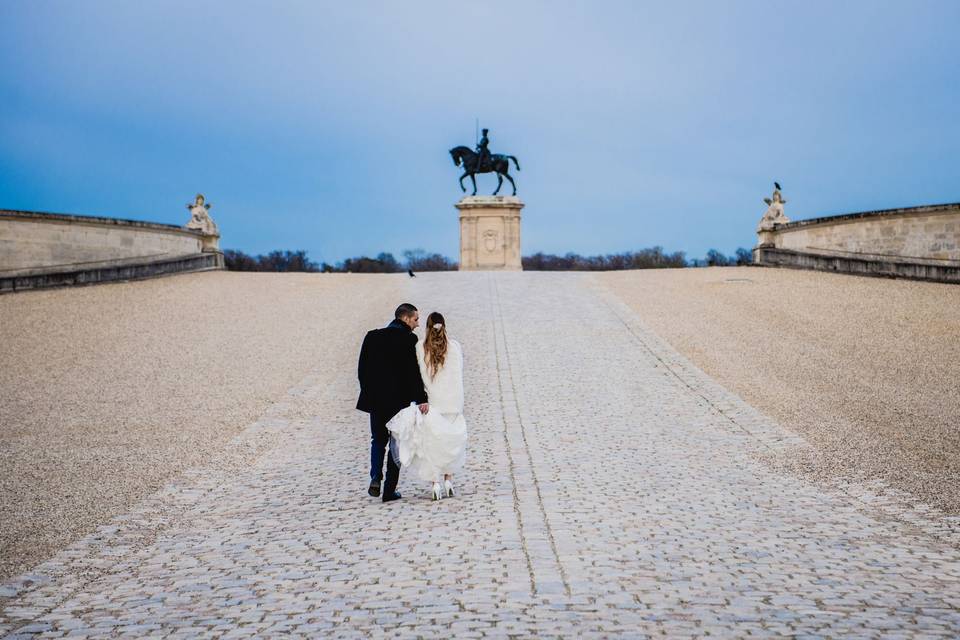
[{"xmin": 369, "ymin": 412, "xmax": 400, "ymax": 495}]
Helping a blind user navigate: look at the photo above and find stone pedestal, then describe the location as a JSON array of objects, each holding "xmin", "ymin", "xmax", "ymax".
[
  {"xmin": 753, "ymin": 228, "xmax": 776, "ymax": 263},
  {"xmin": 199, "ymin": 233, "xmax": 220, "ymax": 253},
  {"xmin": 456, "ymin": 196, "xmax": 523, "ymax": 271}
]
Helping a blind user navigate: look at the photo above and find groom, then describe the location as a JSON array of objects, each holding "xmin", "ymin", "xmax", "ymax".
[{"xmin": 356, "ymin": 303, "xmax": 429, "ymax": 502}]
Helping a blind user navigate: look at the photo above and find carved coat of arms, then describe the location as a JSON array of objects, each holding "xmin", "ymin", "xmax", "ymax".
[{"xmin": 483, "ymin": 230, "xmax": 499, "ymax": 253}]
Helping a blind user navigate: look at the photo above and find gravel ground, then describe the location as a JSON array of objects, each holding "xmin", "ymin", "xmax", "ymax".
[
  {"xmin": 4, "ymin": 267, "xmax": 958, "ymax": 583},
  {"xmin": 598, "ymin": 266, "xmax": 960, "ymax": 515},
  {"xmin": 0, "ymin": 271, "xmax": 407, "ymax": 581}
]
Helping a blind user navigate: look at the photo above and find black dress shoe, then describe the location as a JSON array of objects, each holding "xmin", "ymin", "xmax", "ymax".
[
  {"xmin": 382, "ymin": 491, "xmax": 402, "ymax": 503},
  {"xmin": 368, "ymin": 482, "xmax": 381, "ymax": 497}
]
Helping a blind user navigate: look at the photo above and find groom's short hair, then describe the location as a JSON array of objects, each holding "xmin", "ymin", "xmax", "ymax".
[{"xmin": 395, "ymin": 303, "xmax": 418, "ymax": 320}]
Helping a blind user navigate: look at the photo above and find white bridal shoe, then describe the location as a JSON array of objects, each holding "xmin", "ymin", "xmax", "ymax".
[
  {"xmin": 432, "ymin": 482, "xmax": 442, "ymax": 501},
  {"xmin": 444, "ymin": 479, "xmax": 454, "ymax": 498}
]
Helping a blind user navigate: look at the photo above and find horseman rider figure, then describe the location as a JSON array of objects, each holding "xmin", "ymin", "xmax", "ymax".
[
  {"xmin": 476, "ymin": 128, "xmax": 491, "ymax": 172},
  {"xmin": 447, "ymin": 127, "xmax": 519, "ymax": 196}
]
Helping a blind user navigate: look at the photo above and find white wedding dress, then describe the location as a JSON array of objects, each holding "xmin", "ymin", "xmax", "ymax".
[{"xmin": 386, "ymin": 339, "xmax": 467, "ymax": 482}]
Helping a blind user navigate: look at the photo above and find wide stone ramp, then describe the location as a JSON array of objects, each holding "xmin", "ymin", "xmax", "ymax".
[{"xmin": 1, "ymin": 272, "xmax": 958, "ymax": 638}]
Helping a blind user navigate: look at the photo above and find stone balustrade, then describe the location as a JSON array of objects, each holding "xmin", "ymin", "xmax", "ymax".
[
  {"xmin": 0, "ymin": 209, "xmax": 223, "ymax": 292},
  {"xmin": 754, "ymin": 202, "xmax": 960, "ymax": 283}
]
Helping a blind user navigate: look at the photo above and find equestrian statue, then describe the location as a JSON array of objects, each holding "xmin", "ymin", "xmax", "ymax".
[{"xmin": 449, "ymin": 128, "xmax": 521, "ymax": 196}]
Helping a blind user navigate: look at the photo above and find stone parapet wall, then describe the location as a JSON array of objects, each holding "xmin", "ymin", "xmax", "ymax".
[
  {"xmin": 0, "ymin": 252, "xmax": 225, "ymax": 294},
  {"xmin": 754, "ymin": 247, "xmax": 960, "ymax": 284},
  {"xmin": 0, "ymin": 209, "xmax": 207, "ymax": 275},
  {"xmin": 775, "ymin": 203, "xmax": 960, "ymax": 261},
  {"xmin": 0, "ymin": 209, "xmax": 223, "ymax": 293},
  {"xmin": 755, "ymin": 202, "xmax": 960, "ymax": 282}
]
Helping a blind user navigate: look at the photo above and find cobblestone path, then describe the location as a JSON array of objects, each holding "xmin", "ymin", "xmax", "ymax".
[{"xmin": 2, "ymin": 272, "xmax": 959, "ymax": 638}]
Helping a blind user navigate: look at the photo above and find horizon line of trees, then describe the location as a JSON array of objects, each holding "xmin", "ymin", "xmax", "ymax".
[
  {"xmin": 222, "ymin": 249, "xmax": 457, "ymax": 273},
  {"xmin": 223, "ymin": 246, "xmax": 753, "ymax": 273}
]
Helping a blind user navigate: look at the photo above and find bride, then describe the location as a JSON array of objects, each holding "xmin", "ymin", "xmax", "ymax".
[{"xmin": 387, "ymin": 312, "xmax": 467, "ymax": 500}]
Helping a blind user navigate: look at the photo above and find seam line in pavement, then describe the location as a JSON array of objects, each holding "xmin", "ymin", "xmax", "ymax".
[
  {"xmin": 488, "ymin": 276, "xmax": 537, "ymax": 596},
  {"xmin": 0, "ymin": 370, "xmax": 324, "ymax": 634},
  {"xmin": 599, "ymin": 287, "xmax": 778, "ymax": 452},
  {"xmin": 595, "ymin": 279, "xmax": 960, "ymax": 550},
  {"xmin": 490, "ymin": 275, "xmax": 572, "ymax": 597}
]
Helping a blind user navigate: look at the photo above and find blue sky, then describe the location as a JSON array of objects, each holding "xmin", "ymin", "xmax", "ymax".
[{"xmin": 1, "ymin": 1, "xmax": 958, "ymax": 264}]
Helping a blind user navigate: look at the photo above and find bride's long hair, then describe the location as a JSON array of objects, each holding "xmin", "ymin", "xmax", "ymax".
[{"xmin": 423, "ymin": 311, "xmax": 447, "ymax": 379}]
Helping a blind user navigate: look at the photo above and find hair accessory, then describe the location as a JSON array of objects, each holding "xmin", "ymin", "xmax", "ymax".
[{"xmin": 433, "ymin": 323, "xmax": 443, "ymax": 330}]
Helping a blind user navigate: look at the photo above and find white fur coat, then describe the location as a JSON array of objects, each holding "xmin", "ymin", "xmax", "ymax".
[{"xmin": 416, "ymin": 339, "xmax": 464, "ymax": 414}]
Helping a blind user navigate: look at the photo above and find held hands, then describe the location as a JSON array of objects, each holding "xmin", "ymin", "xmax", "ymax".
[{"xmin": 418, "ymin": 403, "xmax": 430, "ymax": 415}]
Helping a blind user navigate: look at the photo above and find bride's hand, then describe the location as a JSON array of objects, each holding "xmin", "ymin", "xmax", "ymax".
[{"xmin": 418, "ymin": 403, "xmax": 429, "ymax": 415}]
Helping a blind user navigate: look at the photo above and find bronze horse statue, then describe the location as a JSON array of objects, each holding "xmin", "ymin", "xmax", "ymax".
[{"xmin": 449, "ymin": 146, "xmax": 521, "ymax": 196}]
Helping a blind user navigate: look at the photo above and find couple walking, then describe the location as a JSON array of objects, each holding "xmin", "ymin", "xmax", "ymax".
[{"xmin": 356, "ymin": 303, "xmax": 467, "ymax": 502}]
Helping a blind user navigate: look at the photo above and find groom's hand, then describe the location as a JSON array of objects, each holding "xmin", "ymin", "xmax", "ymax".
[{"xmin": 418, "ymin": 403, "xmax": 429, "ymax": 414}]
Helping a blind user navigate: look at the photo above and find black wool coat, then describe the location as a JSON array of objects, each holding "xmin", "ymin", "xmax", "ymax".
[{"xmin": 356, "ymin": 319, "xmax": 428, "ymax": 418}]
